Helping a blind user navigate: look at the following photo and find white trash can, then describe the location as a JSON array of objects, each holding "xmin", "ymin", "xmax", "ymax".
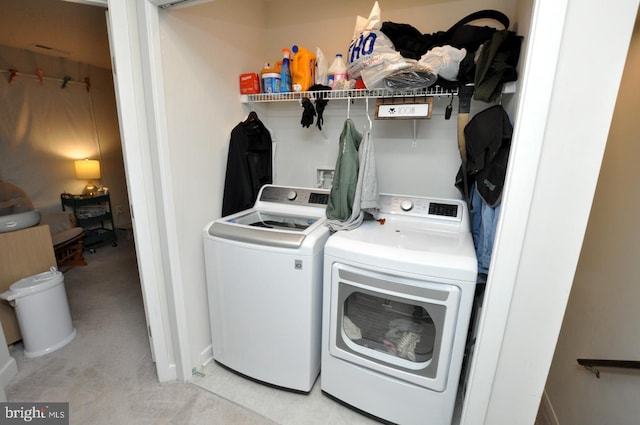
[{"xmin": 0, "ymin": 267, "xmax": 76, "ymax": 358}]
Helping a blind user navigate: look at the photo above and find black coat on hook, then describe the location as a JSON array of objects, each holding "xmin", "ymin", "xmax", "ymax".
[{"xmin": 221, "ymin": 112, "xmax": 273, "ymax": 216}]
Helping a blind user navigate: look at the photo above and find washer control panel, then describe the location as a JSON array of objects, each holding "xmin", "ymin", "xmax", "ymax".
[{"xmin": 259, "ymin": 185, "xmax": 330, "ymax": 206}]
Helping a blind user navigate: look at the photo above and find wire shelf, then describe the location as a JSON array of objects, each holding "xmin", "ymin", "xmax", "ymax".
[{"xmin": 241, "ymin": 86, "xmax": 459, "ymax": 104}]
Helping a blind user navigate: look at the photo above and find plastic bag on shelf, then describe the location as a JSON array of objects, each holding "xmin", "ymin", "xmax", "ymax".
[
  {"xmin": 383, "ymin": 64, "xmax": 438, "ymax": 90},
  {"xmin": 333, "ymin": 78, "xmax": 355, "ymax": 91},
  {"xmin": 418, "ymin": 46, "xmax": 467, "ymax": 81},
  {"xmin": 347, "ymin": 1, "xmax": 410, "ymax": 89},
  {"xmin": 315, "ymin": 47, "xmax": 328, "ymax": 86}
]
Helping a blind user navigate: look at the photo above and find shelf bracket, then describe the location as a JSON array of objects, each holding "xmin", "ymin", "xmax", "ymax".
[
  {"xmin": 583, "ymin": 365, "xmax": 601, "ymax": 379},
  {"xmin": 412, "ymin": 120, "xmax": 417, "ymax": 147}
]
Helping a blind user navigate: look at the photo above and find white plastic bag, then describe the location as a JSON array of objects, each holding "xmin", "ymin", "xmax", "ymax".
[
  {"xmin": 347, "ymin": 2, "xmax": 409, "ymax": 89},
  {"xmin": 315, "ymin": 47, "xmax": 328, "ymax": 86},
  {"xmin": 419, "ymin": 46, "xmax": 467, "ymax": 81}
]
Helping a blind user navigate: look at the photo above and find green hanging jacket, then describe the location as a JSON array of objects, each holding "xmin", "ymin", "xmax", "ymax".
[{"xmin": 326, "ymin": 119, "xmax": 362, "ymax": 221}]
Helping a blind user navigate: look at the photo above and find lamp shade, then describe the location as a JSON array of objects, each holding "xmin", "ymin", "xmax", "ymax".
[{"xmin": 75, "ymin": 159, "xmax": 101, "ymax": 180}]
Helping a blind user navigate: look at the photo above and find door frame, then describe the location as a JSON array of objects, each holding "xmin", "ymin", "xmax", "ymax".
[{"xmin": 105, "ymin": 0, "xmax": 191, "ymax": 382}]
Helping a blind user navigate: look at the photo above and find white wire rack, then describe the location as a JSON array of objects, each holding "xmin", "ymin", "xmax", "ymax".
[{"xmin": 241, "ymin": 86, "xmax": 459, "ymax": 103}]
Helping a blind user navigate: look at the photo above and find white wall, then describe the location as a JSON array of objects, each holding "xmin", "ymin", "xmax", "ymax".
[
  {"xmin": 158, "ymin": 0, "xmax": 269, "ymax": 367},
  {"xmin": 544, "ymin": 10, "xmax": 640, "ymax": 425},
  {"xmin": 260, "ymin": 97, "xmax": 467, "ymax": 198},
  {"xmin": 264, "ymin": 0, "xmax": 517, "ymax": 60},
  {"xmin": 157, "ymin": 0, "xmax": 516, "ymax": 369}
]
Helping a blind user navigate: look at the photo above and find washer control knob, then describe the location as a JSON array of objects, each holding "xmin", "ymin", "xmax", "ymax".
[
  {"xmin": 287, "ymin": 190, "xmax": 298, "ymax": 201},
  {"xmin": 400, "ymin": 200, "xmax": 413, "ymax": 211}
]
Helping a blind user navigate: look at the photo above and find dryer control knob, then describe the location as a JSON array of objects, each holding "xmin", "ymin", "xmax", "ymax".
[
  {"xmin": 400, "ymin": 200, "xmax": 414, "ymax": 211},
  {"xmin": 287, "ymin": 190, "xmax": 298, "ymax": 201}
]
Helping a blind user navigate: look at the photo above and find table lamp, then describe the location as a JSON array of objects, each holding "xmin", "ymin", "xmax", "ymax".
[{"xmin": 75, "ymin": 159, "xmax": 101, "ymax": 196}]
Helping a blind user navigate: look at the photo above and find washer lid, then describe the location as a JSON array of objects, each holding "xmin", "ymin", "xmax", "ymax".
[
  {"xmin": 10, "ymin": 267, "xmax": 62, "ymax": 293},
  {"xmin": 209, "ymin": 209, "xmax": 328, "ymax": 249},
  {"xmin": 227, "ymin": 210, "xmax": 318, "ymax": 231}
]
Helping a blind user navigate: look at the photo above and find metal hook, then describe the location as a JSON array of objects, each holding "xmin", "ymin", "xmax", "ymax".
[
  {"xmin": 366, "ymin": 97, "xmax": 372, "ymax": 131},
  {"xmin": 347, "ymin": 98, "xmax": 351, "ymax": 119}
]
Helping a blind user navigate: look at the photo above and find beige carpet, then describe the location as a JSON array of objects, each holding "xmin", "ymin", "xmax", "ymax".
[{"xmin": 5, "ymin": 238, "xmax": 275, "ymax": 425}]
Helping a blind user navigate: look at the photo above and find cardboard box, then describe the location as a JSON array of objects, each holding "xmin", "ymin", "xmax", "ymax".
[{"xmin": 239, "ymin": 73, "xmax": 260, "ymax": 94}]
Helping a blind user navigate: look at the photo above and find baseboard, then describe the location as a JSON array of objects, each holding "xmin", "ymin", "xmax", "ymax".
[
  {"xmin": 199, "ymin": 344, "xmax": 213, "ymax": 368},
  {"xmin": 157, "ymin": 362, "xmax": 177, "ymax": 383},
  {"xmin": 541, "ymin": 390, "xmax": 560, "ymax": 425}
]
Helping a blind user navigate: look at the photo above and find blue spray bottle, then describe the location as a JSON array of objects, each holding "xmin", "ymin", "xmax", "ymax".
[{"xmin": 280, "ymin": 48, "xmax": 292, "ymax": 93}]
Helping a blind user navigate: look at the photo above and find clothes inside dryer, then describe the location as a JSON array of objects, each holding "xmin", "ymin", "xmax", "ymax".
[{"xmin": 343, "ymin": 292, "xmax": 436, "ymax": 363}]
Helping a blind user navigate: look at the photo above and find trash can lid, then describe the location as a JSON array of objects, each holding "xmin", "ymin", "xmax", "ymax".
[{"xmin": 10, "ymin": 267, "xmax": 63, "ymax": 294}]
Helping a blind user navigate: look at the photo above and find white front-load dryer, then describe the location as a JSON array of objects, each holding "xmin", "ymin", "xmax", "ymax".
[
  {"xmin": 203, "ymin": 185, "xmax": 330, "ymax": 393},
  {"xmin": 321, "ymin": 193, "xmax": 478, "ymax": 424}
]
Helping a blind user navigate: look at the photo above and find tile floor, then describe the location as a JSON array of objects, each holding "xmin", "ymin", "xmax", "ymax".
[
  {"xmin": 192, "ymin": 362, "xmax": 381, "ymax": 425},
  {"xmin": 194, "ymin": 365, "xmax": 556, "ymax": 425},
  {"xmin": 191, "ymin": 361, "xmax": 472, "ymax": 425}
]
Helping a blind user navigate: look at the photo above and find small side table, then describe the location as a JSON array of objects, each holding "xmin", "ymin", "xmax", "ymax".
[{"xmin": 60, "ymin": 193, "xmax": 117, "ymax": 252}]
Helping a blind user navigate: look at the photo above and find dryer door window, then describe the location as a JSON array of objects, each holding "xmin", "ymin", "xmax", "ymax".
[
  {"xmin": 342, "ymin": 291, "xmax": 437, "ymax": 364},
  {"xmin": 329, "ymin": 263, "xmax": 461, "ymax": 391}
]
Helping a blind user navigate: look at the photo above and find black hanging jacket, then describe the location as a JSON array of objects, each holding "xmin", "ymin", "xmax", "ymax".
[
  {"xmin": 455, "ymin": 105, "xmax": 512, "ymax": 207},
  {"xmin": 221, "ymin": 117, "xmax": 273, "ymax": 216}
]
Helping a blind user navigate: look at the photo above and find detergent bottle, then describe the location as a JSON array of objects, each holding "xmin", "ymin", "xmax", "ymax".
[
  {"xmin": 280, "ymin": 48, "xmax": 292, "ymax": 93},
  {"xmin": 260, "ymin": 62, "xmax": 280, "ymax": 93},
  {"xmin": 327, "ymin": 53, "xmax": 347, "ymax": 89},
  {"xmin": 290, "ymin": 44, "xmax": 316, "ymax": 92}
]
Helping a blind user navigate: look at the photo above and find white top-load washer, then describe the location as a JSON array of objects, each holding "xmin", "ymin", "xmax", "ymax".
[
  {"xmin": 322, "ymin": 193, "xmax": 478, "ymax": 425},
  {"xmin": 203, "ymin": 185, "xmax": 330, "ymax": 393}
]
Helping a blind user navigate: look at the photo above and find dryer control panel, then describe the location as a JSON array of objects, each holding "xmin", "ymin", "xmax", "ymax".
[{"xmin": 378, "ymin": 194, "xmax": 469, "ymax": 232}]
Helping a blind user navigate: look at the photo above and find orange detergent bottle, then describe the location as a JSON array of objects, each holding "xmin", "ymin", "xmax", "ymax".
[{"xmin": 290, "ymin": 44, "xmax": 316, "ymax": 92}]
